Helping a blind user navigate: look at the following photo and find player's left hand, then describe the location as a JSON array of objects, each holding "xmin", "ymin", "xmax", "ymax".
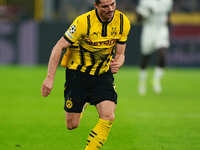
[{"xmin": 110, "ymin": 59, "xmax": 122, "ymax": 74}]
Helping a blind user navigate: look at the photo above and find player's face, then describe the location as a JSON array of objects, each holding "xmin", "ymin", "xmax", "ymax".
[{"xmin": 95, "ymin": 0, "xmax": 116, "ymax": 22}]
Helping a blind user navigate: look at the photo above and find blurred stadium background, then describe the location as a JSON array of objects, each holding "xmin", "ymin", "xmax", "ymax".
[
  {"xmin": 0, "ymin": 0, "xmax": 200, "ymax": 66},
  {"xmin": 0, "ymin": 0, "xmax": 200, "ymax": 150}
]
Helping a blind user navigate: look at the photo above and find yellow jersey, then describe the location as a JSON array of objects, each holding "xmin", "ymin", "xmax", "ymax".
[{"xmin": 61, "ymin": 9, "xmax": 130, "ymax": 76}]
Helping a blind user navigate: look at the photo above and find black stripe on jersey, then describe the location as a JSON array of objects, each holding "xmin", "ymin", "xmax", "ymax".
[
  {"xmin": 111, "ymin": 46, "xmax": 116, "ymax": 55},
  {"xmin": 102, "ymin": 23, "xmax": 108, "ymax": 37},
  {"xmin": 69, "ymin": 45, "xmax": 79, "ymax": 48},
  {"xmin": 77, "ymin": 47, "xmax": 85, "ymax": 70},
  {"xmin": 94, "ymin": 54, "xmax": 110, "ymax": 76},
  {"xmin": 117, "ymin": 40, "xmax": 126, "ymax": 44},
  {"xmin": 85, "ymin": 52, "xmax": 95, "ymax": 73},
  {"xmin": 95, "ymin": 9, "xmax": 114, "ymax": 37},
  {"xmin": 119, "ymin": 14, "xmax": 123, "ymax": 34},
  {"xmin": 87, "ymin": 15, "xmax": 91, "ymax": 36},
  {"xmin": 63, "ymin": 35, "xmax": 74, "ymax": 44},
  {"xmin": 77, "ymin": 46, "xmax": 97, "ymax": 73}
]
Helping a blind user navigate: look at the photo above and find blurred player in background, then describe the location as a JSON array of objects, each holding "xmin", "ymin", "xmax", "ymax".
[
  {"xmin": 136, "ymin": 0, "xmax": 173, "ymax": 95},
  {"xmin": 41, "ymin": 0, "xmax": 130, "ymax": 149}
]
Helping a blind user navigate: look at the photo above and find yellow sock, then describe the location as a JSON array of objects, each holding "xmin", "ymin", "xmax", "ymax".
[{"xmin": 84, "ymin": 118, "xmax": 113, "ymax": 150}]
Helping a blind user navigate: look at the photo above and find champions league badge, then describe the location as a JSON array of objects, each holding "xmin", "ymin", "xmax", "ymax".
[{"xmin": 69, "ymin": 25, "xmax": 76, "ymax": 34}]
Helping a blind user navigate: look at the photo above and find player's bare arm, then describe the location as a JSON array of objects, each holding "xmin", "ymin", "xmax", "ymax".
[
  {"xmin": 110, "ymin": 43, "xmax": 126, "ymax": 74},
  {"xmin": 41, "ymin": 37, "xmax": 71, "ymax": 97}
]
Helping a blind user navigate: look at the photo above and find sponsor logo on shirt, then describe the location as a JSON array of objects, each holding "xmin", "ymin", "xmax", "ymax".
[{"xmin": 85, "ymin": 38, "xmax": 116, "ymax": 46}]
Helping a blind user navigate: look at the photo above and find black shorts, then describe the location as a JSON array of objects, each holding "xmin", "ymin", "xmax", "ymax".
[{"xmin": 64, "ymin": 69, "xmax": 117, "ymax": 113}]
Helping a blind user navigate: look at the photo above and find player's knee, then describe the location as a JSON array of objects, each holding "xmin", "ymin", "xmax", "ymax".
[{"xmin": 101, "ymin": 113, "xmax": 115, "ymax": 122}]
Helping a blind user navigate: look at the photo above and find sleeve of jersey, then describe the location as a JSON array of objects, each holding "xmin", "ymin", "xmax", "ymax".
[
  {"xmin": 63, "ymin": 16, "xmax": 85, "ymax": 44},
  {"xmin": 136, "ymin": 0, "xmax": 150, "ymax": 18},
  {"xmin": 117, "ymin": 15, "xmax": 131, "ymax": 44}
]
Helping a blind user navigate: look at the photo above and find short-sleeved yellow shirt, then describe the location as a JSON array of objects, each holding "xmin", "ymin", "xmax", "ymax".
[{"xmin": 61, "ymin": 9, "xmax": 130, "ymax": 76}]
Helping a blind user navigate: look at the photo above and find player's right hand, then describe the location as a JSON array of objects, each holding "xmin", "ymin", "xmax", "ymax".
[{"xmin": 41, "ymin": 78, "xmax": 54, "ymax": 97}]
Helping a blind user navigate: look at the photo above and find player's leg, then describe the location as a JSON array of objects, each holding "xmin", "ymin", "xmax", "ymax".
[
  {"xmin": 84, "ymin": 71, "xmax": 117, "ymax": 150},
  {"xmin": 157, "ymin": 47, "xmax": 167, "ymax": 68},
  {"xmin": 138, "ymin": 27, "xmax": 154, "ymax": 95},
  {"xmin": 64, "ymin": 96, "xmax": 86, "ymax": 129},
  {"xmin": 153, "ymin": 47, "xmax": 167, "ymax": 93},
  {"xmin": 64, "ymin": 69, "xmax": 87, "ymax": 130},
  {"xmin": 138, "ymin": 54, "xmax": 150, "ymax": 95},
  {"xmin": 64, "ymin": 94, "xmax": 87, "ymax": 130},
  {"xmin": 153, "ymin": 26, "xmax": 169, "ymax": 93},
  {"xmin": 85, "ymin": 101, "xmax": 116, "ymax": 150},
  {"xmin": 66, "ymin": 102, "xmax": 89, "ymax": 129}
]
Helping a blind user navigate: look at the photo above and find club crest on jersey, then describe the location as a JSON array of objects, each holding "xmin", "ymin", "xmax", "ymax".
[
  {"xmin": 92, "ymin": 32, "xmax": 100, "ymax": 37},
  {"xmin": 111, "ymin": 27, "xmax": 117, "ymax": 36},
  {"xmin": 69, "ymin": 25, "xmax": 76, "ymax": 34},
  {"xmin": 66, "ymin": 98, "xmax": 73, "ymax": 109}
]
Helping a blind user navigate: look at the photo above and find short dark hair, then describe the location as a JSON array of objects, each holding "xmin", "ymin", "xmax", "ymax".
[{"xmin": 95, "ymin": 0, "xmax": 101, "ymax": 5}]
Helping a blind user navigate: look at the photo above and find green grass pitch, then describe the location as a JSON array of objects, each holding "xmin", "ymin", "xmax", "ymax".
[{"xmin": 0, "ymin": 66, "xmax": 200, "ymax": 150}]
